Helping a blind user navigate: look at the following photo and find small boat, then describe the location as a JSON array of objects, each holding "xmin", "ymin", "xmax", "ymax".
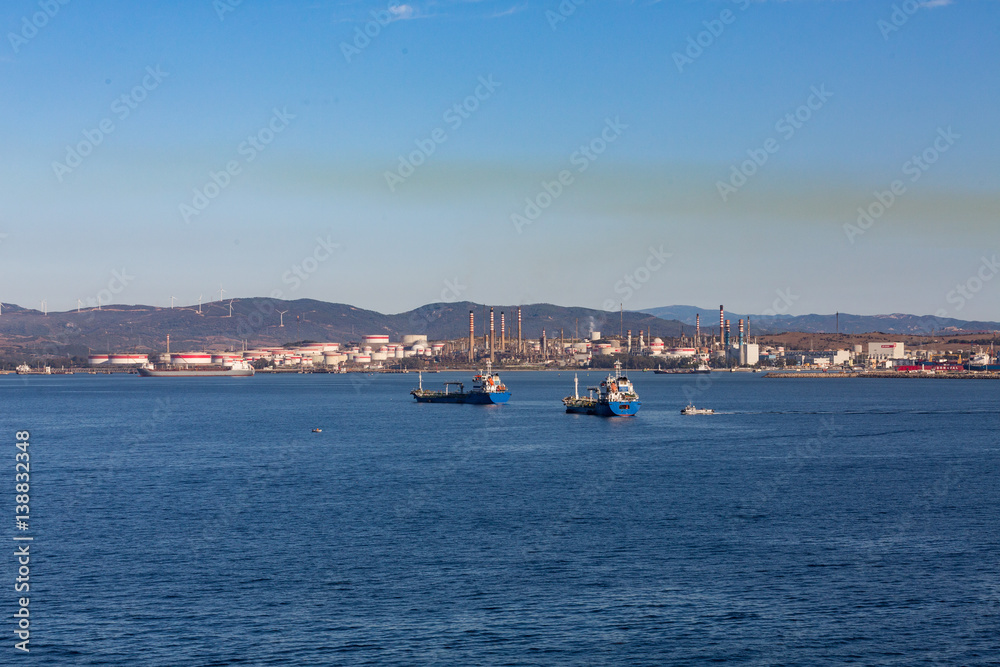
[
  {"xmin": 563, "ymin": 362, "xmax": 640, "ymax": 417},
  {"xmin": 411, "ymin": 361, "xmax": 510, "ymax": 405},
  {"xmin": 312, "ymin": 428, "xmax": 322, "ymax": 433},
  {"xmin": 681, "ymin": 404, "xmax": 714, "ymax": 415}
]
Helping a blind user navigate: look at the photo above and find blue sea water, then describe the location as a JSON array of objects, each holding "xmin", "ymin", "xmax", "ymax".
[{"xmin": 2, "ymin": 371, "xmax": 999, "ymax": 665}]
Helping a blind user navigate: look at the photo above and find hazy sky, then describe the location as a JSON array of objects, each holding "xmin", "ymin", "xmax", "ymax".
[{"xmin": 2, "ymin": 0, "xmax": 998, "ymax": 319}]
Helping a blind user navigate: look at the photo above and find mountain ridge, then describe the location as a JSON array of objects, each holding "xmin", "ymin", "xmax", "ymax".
[
  {"xmin": 0, "ymin": 299, "xmax": 686, "ymax": 357},
  {"xmin": 641, "ymin": 305, "xmax": 1000, "ymax": 335}
]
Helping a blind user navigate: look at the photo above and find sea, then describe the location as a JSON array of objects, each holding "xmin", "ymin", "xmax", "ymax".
[{"xmin": 2, "ymin": 371, "xmax": 999, "ymax": 665}]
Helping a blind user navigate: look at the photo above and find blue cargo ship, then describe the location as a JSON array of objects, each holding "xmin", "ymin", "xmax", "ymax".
[
  {"xmin": 411, "ymin": 361, "xmax": 510, "ymax": 405},
  {"xmin": 563, "ymin": 361, "xmax": 640, "ymax": 417}
]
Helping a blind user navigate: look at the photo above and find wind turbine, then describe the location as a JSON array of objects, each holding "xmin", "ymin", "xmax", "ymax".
[
  {"xmin": 41, "ymin": 300, "xmax": 47, "ymax": 315},
  {"xmin": 219, "ymin": 286, "xmax": 226, "ymax": 303},
  {"xmin": 197, "ymin": 295, "xmax": 203, "ymax": 314},
  {"xmin": 227, "ymin": 299, "xmax": 235, "ymax": 317},
  {"xmin": 277, "ymin": 310, "xmax": 288, "ymax": 327},
  {"xmin": 77, "ymin": 299, "xmax": 82, "ymax": 313},
  {"xmin": 170, "ymin": 296, "xmax": 176, "ymax": 309}
]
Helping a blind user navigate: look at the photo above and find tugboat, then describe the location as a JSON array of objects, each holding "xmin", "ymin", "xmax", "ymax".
[
  {"xmin": 681, "ymin": 404, "xmax": 714, "ymax": 415},
  {"xmin": 411, "ymin": 361, "xmax": 510, "ymax": 405},
  {"xmin": 563, "ymin": 361, "xmax": 640, "ymax": 416}
]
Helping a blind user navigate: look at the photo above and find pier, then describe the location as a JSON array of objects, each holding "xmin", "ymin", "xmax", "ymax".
[{"xmin": 765, "ymin": 371, "xmax": 1000, "ymax": 380}]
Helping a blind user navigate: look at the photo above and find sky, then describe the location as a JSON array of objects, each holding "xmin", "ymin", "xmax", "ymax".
[{"xmin": 1, "ymin": 0, "xmax": 999, "ymax": 319}]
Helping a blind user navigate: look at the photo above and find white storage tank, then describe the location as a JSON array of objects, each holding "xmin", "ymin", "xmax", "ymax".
[
  {"xmin": 172, "ymin": 353, "xmax": 212, "ymax": 365},
  {"xmin": 108, "ymin": 354, "xmax": 149, "ymax": 366},
  {"xmin": 401, "ymin": 334, "xmax": 428, "ymax": 346},
  {"xmin": 109, "ymin": 354, "xmax": 148, "ymax": 365},
  {"xmin": 88, "ymin": 354, "xmax": 110, "ymax": 366}
]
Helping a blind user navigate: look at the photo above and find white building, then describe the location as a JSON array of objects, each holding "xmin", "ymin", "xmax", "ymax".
[
  {"xmin": 832, "ymin": 350, "xmax": 851, "ymax": 366},
  {"xmin": 869, "ymin": 342, "xmax": 905, "ymax": 359}
]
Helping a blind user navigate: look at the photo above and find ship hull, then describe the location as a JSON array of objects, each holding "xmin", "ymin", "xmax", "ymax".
[
  {"xmin": 597, "ymin": 400, "xmax": 640, "ymax": 417},
  {"xmin": 412, "ymin": 390, "xmax": 510, "ymax": 405},
  {"xmin": 137, "ymin": 367, "xmax": 254, "ymax": 377},
  {"xmin": 564, "ymin": 399, "xmax": 639, "ymax": 416}
]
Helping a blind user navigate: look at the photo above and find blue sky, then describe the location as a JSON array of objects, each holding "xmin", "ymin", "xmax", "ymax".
[{"xmin": 1, "ymin": 0, "xmax": 998, "ymax": 319}]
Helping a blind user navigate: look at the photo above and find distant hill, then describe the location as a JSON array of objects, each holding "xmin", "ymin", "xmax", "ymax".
[
  {"xmin": 641, "ymin": 305, "xmax": 1000, "ymax": 335},
  {"xmin": 0, "ymin": 299, "xmax": 687, "ymax": 358}
]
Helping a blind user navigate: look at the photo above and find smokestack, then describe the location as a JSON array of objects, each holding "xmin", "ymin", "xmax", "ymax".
[
  {"xmin": 517, "ymin": 307, "xmax": 522, "ymax": 356},
  {"xmin": 696, "ymin": 314, "xmax": 700, "ymax": 347},
  {"xmin": 725, "ymin": 319, "xmax": 731, "ymax": 348},
  {"xmin": 627, "ymin": 329, "xmax": 632, "ymax": 353},
  {"xmin": 720, "ymin": 305, "xmax": 725, "ymax": 347},
  {"xmin": 542, "ymin": 329, "xmax": 547, "ymax": 358},
  {"xmin": 469, "ymin": 311, "xmax": 474, "ymax": 362},
  {"xmin": 738, "ymin": 318, "xmax": 747, "ymax": 366},
  {"xmin": 501, "ymin": 311, "xmax": 506, "ymax": 353},
  {"xmin": 490, "ymin": 307, "xmax": 495, "ymax": 362}
]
